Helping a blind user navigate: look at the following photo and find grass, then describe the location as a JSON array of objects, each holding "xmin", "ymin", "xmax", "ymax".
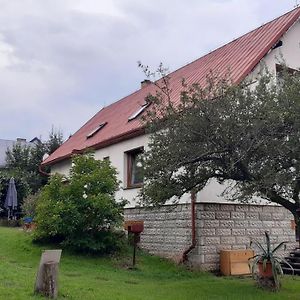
[{"xmin": 0, "ymin": 227, "xmax": 300, "ymax": 299}]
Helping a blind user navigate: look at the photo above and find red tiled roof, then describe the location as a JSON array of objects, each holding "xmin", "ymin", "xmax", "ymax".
[{"xmin": 42, "ymin": 8, "xmax": 300, "ymax": 167}]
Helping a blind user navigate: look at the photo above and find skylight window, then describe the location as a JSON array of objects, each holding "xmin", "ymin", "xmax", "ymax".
[
  {"xmin": 86, "ymin": 122, "xmax": 107, "ymax": 139},
  {"xmin": 128, "ymin": 103, "xmax": 149, "ymax": 121}
]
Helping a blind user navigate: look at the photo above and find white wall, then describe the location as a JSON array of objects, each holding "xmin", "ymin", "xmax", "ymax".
[
  {"xmin": 51, "ymin": 18, "xmax": 300, "ymax": 208},
  {"xmin": 51, "ymin": 134, "xmax": 148, "ymax": 207},
  {"xmin": 250, "ymin": 19, "xmax": 300, "ymax": 79}
]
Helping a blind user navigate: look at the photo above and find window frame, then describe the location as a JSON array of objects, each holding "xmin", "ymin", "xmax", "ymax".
[{"xmin": 125, "ymin": 147, "xmax": 144, "ymax": 189}]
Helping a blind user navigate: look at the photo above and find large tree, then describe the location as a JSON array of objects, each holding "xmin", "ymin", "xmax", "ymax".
[{"xmin": 141, "ymin": 66, "xmax": 300, "ymax": 239}]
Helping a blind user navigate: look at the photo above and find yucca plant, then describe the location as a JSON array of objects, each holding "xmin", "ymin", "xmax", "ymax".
[{"xmin": 249, "ymin": 231, "xmax": 293, "ymax": 290}]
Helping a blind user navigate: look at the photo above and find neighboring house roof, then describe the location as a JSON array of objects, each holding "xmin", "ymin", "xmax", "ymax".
[
  {"xmin": 0, "ymin": 138, "xmax": 38, "ymax": 168},
  {"xmin": 42, "ymin": 7, "xmax": 300, "ymax": 167}
]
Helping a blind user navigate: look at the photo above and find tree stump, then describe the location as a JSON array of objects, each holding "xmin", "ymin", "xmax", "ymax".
[{"xmin": 35, "ymin": 261, "xmax": 58, "ymax": 298}]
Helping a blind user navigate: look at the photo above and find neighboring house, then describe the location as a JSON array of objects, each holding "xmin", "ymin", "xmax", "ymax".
[
  {"xmin": 42, "ymin": 8, "xmax": 300, "ymax": 270},
  {"xmin": 0, "ymin": 138, "xmax": 40, "ymax": 169}
]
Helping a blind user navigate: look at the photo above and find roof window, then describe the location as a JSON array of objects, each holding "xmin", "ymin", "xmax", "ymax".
[
  {"xmin": 128, "ymin": 103, "xmax": 149, "ymax": 121},
  {"xmin": 86, "ymin": 122, "xmax": 107, "ymax": 139}
]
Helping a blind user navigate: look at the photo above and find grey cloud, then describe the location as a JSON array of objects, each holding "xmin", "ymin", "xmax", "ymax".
[{"xmin": 0, "ymin": 0, "xmax": 295, "ymax": 140}]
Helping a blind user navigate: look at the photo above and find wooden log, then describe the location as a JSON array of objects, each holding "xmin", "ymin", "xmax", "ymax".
[{"xmin": 35, "ymin": 261, "xmax": 58, "ymax": 299}]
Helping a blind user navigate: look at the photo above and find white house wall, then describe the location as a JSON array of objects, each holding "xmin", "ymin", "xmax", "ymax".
[
  {"xmin": 250, "ymin": 18, "xmax": 300, "ymax": 79},
  {"xmin": 50, "ymin": 18, "xmax": 300, "ymax": 208}
]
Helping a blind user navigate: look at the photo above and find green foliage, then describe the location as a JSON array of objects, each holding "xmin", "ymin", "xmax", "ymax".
[
  {"xmin": 5, "ymin": 141, "xmax": 47, "ymax": 196},
  {"xmin": 3, "ymin": 128, "xmax": 64, "ymax": 211},
  {"xmin": 34, "ymin": 153, "xmax": 126, "ymax": 253},
  {"xmin": 141, "ymin": 66, "xmax": 300, "ymax": 223},
  {"xmin": 46, "ymin": 127, "xmax": 64, "ymax": 155},
  {"xmin": 249, "ymin": 231, "xmax": 293, "ymax": 290},
  {"xmin": 0, "ymin": 171, "xmax": 30, "ymax": 217},
  {"xmin": 21, "ymin": 192, "xmax": 40, "ymax": 218}
]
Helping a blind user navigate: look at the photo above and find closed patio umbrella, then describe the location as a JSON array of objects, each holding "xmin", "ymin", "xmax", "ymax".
[{"xmin": 4, "ymin": 177, "xmax": 18, "ymax": 220}]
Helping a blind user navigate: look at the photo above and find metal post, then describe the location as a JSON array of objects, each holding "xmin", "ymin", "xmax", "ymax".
[{"xmin": 132, "ymin": 235, "xmax": 137, "ymax": 268}]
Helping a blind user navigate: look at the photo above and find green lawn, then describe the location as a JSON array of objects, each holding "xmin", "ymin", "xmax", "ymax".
[{"xmin": 0, "ymin": 227, "xmax": 299, "ymax": 300}]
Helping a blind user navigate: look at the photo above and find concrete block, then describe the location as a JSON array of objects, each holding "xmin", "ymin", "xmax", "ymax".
[
  {"xmin": 231, "ymin": 212, "xmax": 245, "ymax": 219},
  {"xmin": 232, "ymin": 244, "xmax": 247, "ymax": 250},
  {"xmin": 219, "ymin": 220, "xmax": 234, "ymax": 228},
  {"xmin": 215, "ymin": 211, "xmax": 231, "ymax": 219},
  {"xmin": 216, "ymin": 244, "xmax": 232, "ymax": 252},
  {"xmin": 196, "ymin": 220, "xmax": 205, "ymax": 228},
  {"xmin": 236, "ymin": 236, "xmax": 250, "ymax": 244},
  {"xmin": 272, "ymin": 213, "xmax": 285, "ymax": 221},
  {"xmin": 198, "ymin": 245, "xmax": 217, "ymax": 254},
  {"xmin": 205, "ymin": 237, "xmax": 220, "ymax": 245},
  {"xmin": 271, "ymin": 228, "xmax": 284, "ymax": 235},
  {"xmin": 199, "ymin": 228, "xmax": 216, "ymax": 236},
  {"xmin": 165, "ymin": 213, "xmax": 177, "ymax": 220},
  {"xmin": 221, "ymin": 236, "xmax": 236, "ymax": 244},
  {"xmin": 246, "ymin": 228, "xmax": 260, "ymax": 236},
  {"xmin": 262, "ymin": 206, "xmax": 279, "ymax": 213},
  {"xmin": 205, "ymin": 254, "xmax": 219, "ymax": 263},
  {"xmin": 232, "ymin": 228, "xmax": 246, "ymax": 236},
  {"xmin": 235, "ymin": 205, "xmax": 249, "ymax": 212},
  {"xmin": 199, "ymin": 211, "xmax": 215, "ymax": 220},
  {"xmin": 196, "ymin": 203, "xmax": 205, "ymax": 210},
  {"xmin": 216, "ymin": 229, "xmax": 231, "ymax": 236},
  {"xmin": 245, "ymin": 212, "xmax": 259, "ymax": 220},
  {"xmin": 259, "ymin": 212, "xmax": 272, "ymax": 221},
  {"xmin": 155, "ymin": 213, "xmax": 166, "ymax": 220},
  {"xmin": 234, "ymin": 220, "xmax": 249, "ymax": 228},
  {"xmin": 219, "ymin": 204, "xmax": 236, "ymax": 211},
  {"xmin": 262, "ymin": 221, "xmax": 275, "ymax": 228},
  {"xmin": 175, "ymin": 219, "xmax": 189, "ymax": 227},
  {"xmin": 249, "ymin": 206, "xmax": 263, "ymax": 212},
  {"xmin": 204, "ymin": 204, "xmax": 220, "ymax": 211},
  {"xmin": 248, "ymin": 220, "xmax": 263, "ymax": 228},
  {"xmin": 201, "ymin": 263, "xmax": 218, "ymax": 271},
  {"xmin": 204, "ymin": 220, "xmax": 220, "ymax": 228}
]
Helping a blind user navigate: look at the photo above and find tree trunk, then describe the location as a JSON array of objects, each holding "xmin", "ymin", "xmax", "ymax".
[{"xmin": 35, "ymin": 262, "xmax": 58, "ymax": 299}]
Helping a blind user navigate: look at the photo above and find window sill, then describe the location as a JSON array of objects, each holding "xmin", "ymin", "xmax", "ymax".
[{"xmin": 123, "ymin": 184, "xmax": 143, "ymax": 190}]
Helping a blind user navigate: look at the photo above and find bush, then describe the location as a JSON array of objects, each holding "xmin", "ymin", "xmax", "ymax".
[
  {"xmin": 34, "ymin": 153, "xmax": 127, "ymax": 253},
  {"xmin": 0, "ymin": 171, "xmax": 30, "ymax": 218},
  {"xmin": 21, "ymin": 192, "xmax": 40, "ymax": 218}
]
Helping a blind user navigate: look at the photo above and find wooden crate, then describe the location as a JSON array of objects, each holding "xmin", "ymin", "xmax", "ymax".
[{"xmin": 220, "ymin": 249, "xmax": 254, "ymax": 276}]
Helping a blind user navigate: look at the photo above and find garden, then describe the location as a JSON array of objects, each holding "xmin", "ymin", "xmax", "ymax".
[{"xmin": 0, "ymin": 226, "xmax": 300, "ymax": 300}]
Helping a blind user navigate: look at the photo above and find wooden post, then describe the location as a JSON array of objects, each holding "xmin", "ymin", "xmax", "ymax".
[{"xmin": 35, "ymin": 261, "xmax": 58, "ymax": 299}]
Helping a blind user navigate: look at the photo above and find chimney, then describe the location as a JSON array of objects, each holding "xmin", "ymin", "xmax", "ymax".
[{"xmin": 141, "ymin": 79, "xmax": 152, "ymax": 89}]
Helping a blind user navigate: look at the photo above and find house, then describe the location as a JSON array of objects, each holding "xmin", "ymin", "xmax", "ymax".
[
  {"xmin": 0, "ymin": 138, "xmax": 40, "ymax": 169},
  {"xmin": 42, "ymin": 8, "xmax": 300, "ymax": 270}
]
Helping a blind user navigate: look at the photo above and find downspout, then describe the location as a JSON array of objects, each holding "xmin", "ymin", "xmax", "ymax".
[{"xmin": 181, "ymin": 190, "xmax": 197, "ymax": 263}]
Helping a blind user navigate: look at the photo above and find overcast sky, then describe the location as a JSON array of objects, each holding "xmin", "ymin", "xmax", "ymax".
[{"xmin": 0, "ymin": 0, "xmax": 297, "ymax": 141}]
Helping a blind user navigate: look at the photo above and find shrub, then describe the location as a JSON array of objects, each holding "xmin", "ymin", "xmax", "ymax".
[
  {"xmin": 21, "ymin": 192, "xmax": 40, "ymax": 218},
  {"xmin": 0, "ymin": 171, "xmax": 30, "ymax": 218},
  {"xmin": 34, "ymin": 153, "xmax": 127, "ymax": 253}
]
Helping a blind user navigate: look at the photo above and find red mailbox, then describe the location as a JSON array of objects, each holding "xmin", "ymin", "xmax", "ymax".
[
  {"xmin": 124, "ymin": 220, "xmax": 144, "ymax": 234},
  {"xmin": 124, "ymin": 220, "xmax": 144, "ymax": 268}
]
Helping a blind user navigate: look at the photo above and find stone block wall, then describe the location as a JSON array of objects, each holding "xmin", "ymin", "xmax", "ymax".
[{"xmin": 124, "ymin": 202, "xmax": 297, "ymax": 271}]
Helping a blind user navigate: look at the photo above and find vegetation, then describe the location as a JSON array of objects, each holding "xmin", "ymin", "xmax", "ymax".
[
  {"xmin": 34, "ymin": 153, "xmax": 126, "ymax": 253},
  {"xmin": 0, "ymin": 128, "xmax": 63, "ymax": 216},
  {"xmin": 0, "ymin": 171, "xmax": 30, "ymax": 217},
  {"xmin": 21, "ymin": 192, "xmax": 40, "ymax": 218},
  {"xmin": 141, "ymin": 65, "xmax": 300, "ymax": 239},
  {"xmin": 249, "ymin": 231, "xmax": 293, "ymax": 290},
  {"xmin": 0, "ymin": 227, "xmax": 299, "ymax": 299}
]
